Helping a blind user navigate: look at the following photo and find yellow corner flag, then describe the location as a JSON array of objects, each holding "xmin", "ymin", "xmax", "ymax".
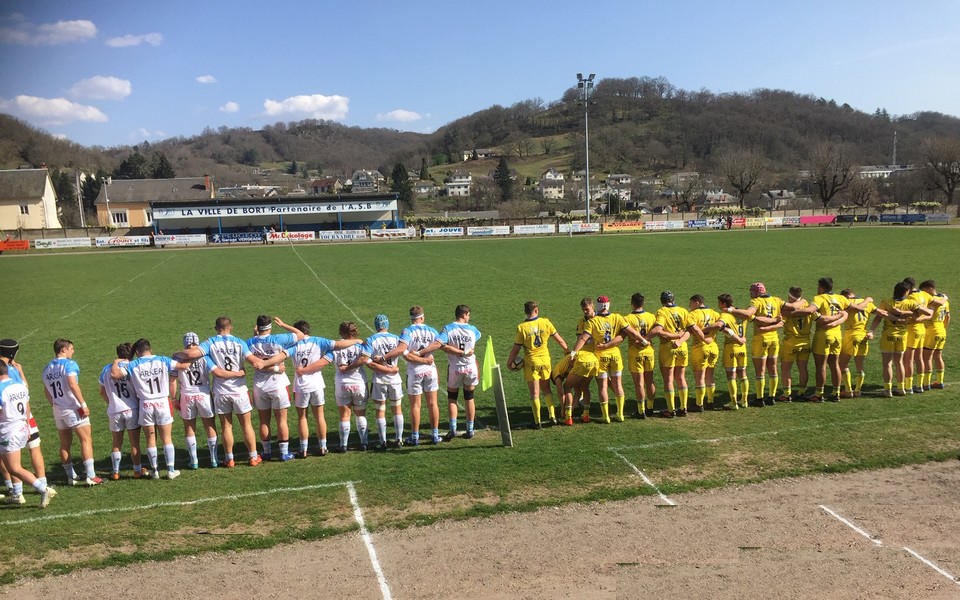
[{"xmin": 481, "ymin": 335, "xmax": 497, "ymax": 391}]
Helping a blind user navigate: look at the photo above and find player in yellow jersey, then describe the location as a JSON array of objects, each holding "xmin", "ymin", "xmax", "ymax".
[
  {"xmin": 919, "ymin": 280, "xmax": 949, "ymax": 390},
  {"xmin": 685, "ymin": 295, "xmax": 724, "ymax": 412},
  {"xmin": 778, "ymin": 286, "xmax": 815, "ymax": 403},
  {"xmin": 621, "ymin": 293, "xmax": 657, "ymax": 419},
  {"xmin": 869, "ymin": 281, "xmax": 930, "ymax": 396},
  {"xmin": 575, "ymin": 296, "xmax": 645, "ymax": 423},
  {"xmin": 506, "ymin": 301, "xmax": 569, "ymax": 429},
  {"xmin": 717, "ymin": 294, "xmax": 749, "ymax": 410},
  {"xmin": 903, "ymin": 277, "xmax": 933, "ymax": 395},
  {"xmin": 784, "ymin": 277, "xmax": 865, "ymax": 402},
  {"xmin": 563, "ymin": 298, "xmax": 600, "ymax": 424},
  {"xmin": 838, "ymin": 289, "xmax": 877, "ymax": 398},
  {"xmin": 649, "ymin": 291, "xmax": 691, "ymax": 417},
  {"xmin": 726, "ymin": 282, "xmax": 784, "ymax": 408}
]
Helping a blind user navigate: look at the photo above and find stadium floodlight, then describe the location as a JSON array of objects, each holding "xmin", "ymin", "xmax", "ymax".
[
  {"xmin": 102, "ymin": 176, "xmax": 111, "ymax": 227},
  {"xmin": 576, "ymin": 73, "xmax": 595, "ymax": 223}
]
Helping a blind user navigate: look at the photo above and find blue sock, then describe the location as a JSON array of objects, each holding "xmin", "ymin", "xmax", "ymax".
[
  {"xmin": 431, "ymin": 428, "xmax": 439, "ymax": 440},
  {"xmin": 449, "ymin": 418, "xmax": 457, "ymax": 433},
  {"xmin": 467, "ymin": 420, "xmax": 474, "ymax": 433}
]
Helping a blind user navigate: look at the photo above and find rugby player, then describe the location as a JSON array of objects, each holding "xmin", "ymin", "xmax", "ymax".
[
  {"xmin": 649, "ymin": 291, "xmax": 691, "ymax": 417},
  {"xmin": 506, "ymin": 301, "xmax": 569, "ymax": 428},
  {"xmin": 99, "ymin": 342, "xmax": 144, "ymax": 479},
  {"xmin": 363, "ymin": 315, "xmax": 406, "ymax": 450},
  {"xmin": 385, "ymin": 306, "xmax": 442, "ymax": 445},
  {"xmin": 717, "ymin": 294, "xmax": 749, "ymax": 409},
  {"xmin": 0, "ymin": 361, "xmax": 56, "ymax": 507},
  {"xmin": 0, "ymin": 339, "xmax": 47, "ymax": 501},
  {"xmin": 247, "ymin": 316, "xmax": 305, "ymax": 461},
  {"xmin": 726, "ymin": 282, "xmax": 783, "ymax": 407},
  {"xmin": 328, "ymin": 322, "xmax": 370, "ymax": 452},
  {"xmin": 778, "ymin": 287, "xmax": 814, "ymax": 403},
  {"xmin": 919, "ymin": 281, "xmax": 949, "ymax": 390},
  {"xmin": 869, "ymin": 281, "xmax": 930, "ymax": 396},
  {"xmin": 685, "ymin": 295, "xmax": 724, "ymax": 412},
  {"xmin": 433, "ymin": 305, "xmax": 482, "ymax": 440},
  {"xmin": 838, "ymin": 290, "xmax": 877, "ymax": 398}
]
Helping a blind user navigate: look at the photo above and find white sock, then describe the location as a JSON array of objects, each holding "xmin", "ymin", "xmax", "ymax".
[
  {"xmin": 62, "ymin": 463, "xmax": 77, "ymax": 481},
  {"xmin": 207, "ymin": 436, "xmax": 218, "ymax": 462},
  {"xmin": 32, "ymin": 479, "xmax": 47, "ymax": 493},
  {"xmin": 147, "ymin": 447, "xmax": 159, "ymax": 470},
  {"xmin": 262, "ymin": 439, "xmax": 272, "ymax": 455},
  {"xmin": 320, "ymin": 437, "xmax": 328, "ymax": 450},
  {"xmin": 163, "ymin": 444, "xmax": 176, "ymax": 470},
  {"xmin": 111, "ymin": 451, "xmax": 122, "ymax": 473},
  {"xmin": 83, "ymin": 458, "xmax": 96, "ymax": 479},
  {"xmin": 37, "ymin": 476, "xmax": 47, "ymax": 487},
  {"xmin": 12, "ymin": 482, "xmax": 23, "ymax": 496},
  {"xmin": 300, "ymin": 438, "xmax": 309, "ymax": 452},
  {"xmin": 339, "ymin": 421, "xmax": 350, "ymax": 447},
  {"xmin": 394, "ymin": 414, "xmax": 404, "ymax": 441},
  {"xmin": 279, "ymin": 441, "xmax": 289, "ymax": 455},
  {"xmin": 4, "ymin": 479, "xmax": 12, "ymax": 493},
  {"xmin": 185, "ymin": 435, "xmax": 198, "ymax": 464},
  {"xmin": 377, "ymin": 417, "xmax": 387, "ymax": 444},
  {"xmin": 356, "ymin": 415, "xmax": 368, "ymax": 445}
]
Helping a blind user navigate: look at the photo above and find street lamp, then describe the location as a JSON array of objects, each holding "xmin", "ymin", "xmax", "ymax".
[
  {"xmin": 577, "ymin": 72, "xmax": 595, "ymax": 223},
  {"xmin": 102, "ymin": 176, "xmax": 111, "ymax": 227}
]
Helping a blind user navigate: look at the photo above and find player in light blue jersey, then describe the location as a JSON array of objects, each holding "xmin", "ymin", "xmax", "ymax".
[
  {"xmin": 0, "ymin": 361, "xmax": 56, "ymax": 508},
  {"xmin": 385, "ymin": 306, "xmax": 442, "ymax": 446},
  {"xmin": 363, "ymin": 314, "xmax": 404, "ymax": 451},
  {"xmin": 98, "ymin": 342, "xmax": 144, "ymax": 479},
  {"xmin": 428, "ymin": 304, "xmax": 481, "ymax": 441},
  {"xmin": 327, "ymin": 322, "xmax": 369, "ymax": 452},
  {"xmin": 0, "ymin": 338, "xmax": 47, "ymax": 501},
  {"xmin": 247, "ymin": 315, "xmax": 304, "ymax": 462}
]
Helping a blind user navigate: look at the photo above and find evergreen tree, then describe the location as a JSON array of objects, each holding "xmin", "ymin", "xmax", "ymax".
[
  {"xmin": 113, "ymin": 151, "xmax": 148, "ymax": 179},
  {"xmin": 288, "ymin": 160, "xmax": 299, "ymax": 175},
  {"xmin": 390, "ymin": 162, "xmax": 414, "ymax": 212},
  {"xmin": 150, "ymin": 152, "xmax": 176, "ymax": 178},
  {"xmin": 494, "ymin": 156, "xmax": 513, "ymax": 201},
  {"xmin": 419, "ymin": 157, "xmax": 429, "ymax": 181}
]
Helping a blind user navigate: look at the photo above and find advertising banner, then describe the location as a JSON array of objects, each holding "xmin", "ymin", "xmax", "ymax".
[
  {"xmin": 513, "ymin": 224, "xmax": 556, "ymax": 235},
  {"xmin": 924, "ymin": 213, "xmax": 951, "ymax": 223},
  {"xmin": 731, "ymin": 217, "xmax": 746, "ymax": 228},
  {"xmin": 799, "ymin": 215, "xmax": 836, "ymax": 225},
  {"xmin": 33, "ymin": 238, "xmax": 92, "ymax": 249},
  {"xmin": 0, "ymin": 240, "xmax": 30, "ymax": 250},
  {"xmin": 686, "ymin": 219, "xmax": 726, "ymax": 229},
  {"xmin": 370, "ymin": 227, "xmax": 416, "ymax": 239},
  {"xmin": 424, "ymin": 227, "xmax": 464, "ymax": 237},
  {"xmin": 604, "ymin": 221, "xmax": 645, "ymax": 232},
  {"xmin": 317, "ymin": 230, "xmax": 368, "ymax": 241},
  {"xmin": 267, "ymin": 231, "xmax": 315, "ymax": 242},
  {"xmin": 745, "ymin": 218, "xmax": 765, "ymax": 228},
  {"xmin": 95, "ymin": 236, "xmax": 151, "ymax": 247},
  {"xmin": 764, "ymin": 217, "xmax": 783, "ymax": 227},
  {"xmin": 466, "ymin": 226, "xmax": 511, "ymax": 236},
  {"xmin": 781, "ymin": 216, "xmax": 801, "ymax": 226},
  {"xmin": 209, "ymin": 232, "xmax": 263, "ymax": 244},
  {"xmin": 154, "ymin": 234, "xmax": 207, "ymax": 246},
  {"xmin": 558, "ymin": 222, "xmax": 601, "ymax": 233},
  {"xmin": 152, "ymin": 199, "xmax": 397, "ymax": 220}
]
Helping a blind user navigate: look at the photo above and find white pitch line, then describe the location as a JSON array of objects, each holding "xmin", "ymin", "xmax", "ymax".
[
  {"xmin": 347, "ymin": 481, "xmax": 393, "ymax": 600},
  {"xmin": 818, "ymin": 505, "xmax": 883, "ymax": 546},
  {"xmin": 609, "ymin": 448, "xmax": 677, "ymax": 506},
  {"xmin": 611, "ymin": 410, "xmax": 960, "ymax": 452},
  {"xmin": 0, "ymin": 481, "xmax": 352, "ymax": 526},
  {"xmin": 128, "ymin": 254, "xmax": 175, "ymax": 282},
  {"xmin": 60, "ymin": 303, "xmax": 90, "ymax": 320},
  {"xmin": 18, "ymin": 328, "xmax": 39, "ymax": 341},
  {"xmin": 285, "ymin": 240, "xmax": 373, "ymax": 332},
  {"xmin": 903, "ymin": 547, "xmax": 960, "ymax": 586}
]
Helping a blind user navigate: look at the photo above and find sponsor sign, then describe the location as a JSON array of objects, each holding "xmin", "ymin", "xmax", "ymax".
[
  {"xmin": 267, "ymin": 231, "xmax": 316, "ymax": 242},
  {"xmin": 33, "ymin": 238, "xmax": 92, "ymax": 249},
  {"xmin": 154, "ymin": 234, "xmax": 207, "ymax": 246},
  {"xmin": 424, "ymin": 227, "xmax": 464, "ymax": 238},
  {"xmin": 745, "ymin": 218, "xmax": 765, "ymax": 227},
  {"xmin": 152, "ymin": 199, "xmax": 398, "ymax": 220},
  {"xmin": 781, "ymin": 216, "xmax": 801, "ymax": 226},
  {"xmin": 764, "ymin": 217, "xmax": 783, "ymax": 227},
  {"xmin": 95, "ymin": 236, "xmax": 151, "ymax": 247},
  {"xmin": 686, "ymin": 218, "xmax": 726, "ymax": 229},
  {"xmin": 0, "ymin": 240, "xmax": 30, "ymax": 251},
  {"xmin": 799, "ymin": 215, "xmax": 836, "ymax": 225},
  {"xmin": 467, "ymin": 226, "xmax": 511, "ymax": 236},
  {"xmin": 371, "ymin": 227, "xmax": 416, "ymax": 239},
  {"xmin": 209, "ymin": 232, "xmax": 263, "ymax": 244},
  {"xmin": 731, "ymin": 217, "xmax": 746, "ymax": 228},
  {"xmin": 317, "ymin": 230, "xmax": 368, "ymax": 241},
  {"xmin": 558, "ymin": 222, "xmax": 601, "ymax": 234},
  {"xmin": 924, "ymin": 213, "xmax": 951, "ymax": 223},
  {"xmin": 604, "ymin": 221, "xmax": 645, "ymax": 232},
  {"xmin": 513, "ymin": 224, "xmax": 556, "ymax": 235},
  {"xmin": 645, "ymin": 220, "xmax": 685, "ymax": 231}
]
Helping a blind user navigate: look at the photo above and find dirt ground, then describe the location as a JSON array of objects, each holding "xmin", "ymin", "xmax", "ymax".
[{"xmin": 6, "ymin": 460, "xmax": 960, "ymax": 599}]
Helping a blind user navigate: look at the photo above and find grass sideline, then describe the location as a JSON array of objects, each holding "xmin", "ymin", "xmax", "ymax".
[{"xmin": 1, "ymin": 227, "xmax": 958, "ymax": 582}]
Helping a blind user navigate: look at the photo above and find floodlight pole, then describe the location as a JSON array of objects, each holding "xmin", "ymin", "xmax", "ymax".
[
  {"xmin": 577, "ymin": 73, "xmax": 595, "ymax": 224},
  {"xmin": 102, "ymin": 176, "xmax": 111, "ymax": 227}
]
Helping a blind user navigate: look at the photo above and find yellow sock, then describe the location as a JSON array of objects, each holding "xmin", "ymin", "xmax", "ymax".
[
  {"xmin": 856, "ymin": 372, "xmax": 865, "ymax": 393},
  {"xmin": 756, "ymin": 377, "xmax": 766, "ymax": 400},
  {"xmin": 784, "ymin": 384, "xmax": 793, "ymax": 398},
  {"xmin": 695, "ymin": 386, "xmax": 705, "ymax": 407},
  {"xmin": 924, "ymin": 371, "xmax": 933, "ymax": 388},
  {"xmin": 531, "ymin": 397, "xmax": 541, "ymax": 424},
  {"xmin": 636, "ymin": 398, "xmax": 645, "ymax": 413},
  {"xmin": 884, "ymin": 382, "xmax": 892, "ymax": 392},
  {"xmin": 936, "ymin": 370, "xmax": 945, "ymax": 384},
  {"xmin": 905, "ymin": 375, "xmax": 914, "ymax": 390},
  {"xmin": 843, "ymin": 369, "xmax": 852, "ymax": 393},
  {"xmin": 727, "ymin": 379, "xmax": 738, "ymax": 403},
  {"xmin": 740, "ymin": 378, "xmax": 749, "ymax": 405},
  {"xmin": 600, "ymin": 402, "xmax": 610, "ymax": 423},
  {"xmin": 679, "ymin": 387, "xmax": 688, "ymax": 410},
  {"xmin": 544, "ymin": 393, "xmax": 555, "ymax": 420},
  {"xmin": 666, "ymin": 389, "xmax": 675, "ymax": 411},
  {"xmin": 615, "ymin": 395, "xmax": 625, "ymax": 419},
  {"xmin": 565, "ymin": 404, "xmax": 573, "ymax": 418},
  {"xmin": 816, "ymin": 386, "xmax": 825, "ymax": 396},
  {"xmin": 769, "ymin": 375, "xmax": 779, "ymax": 398},
  {"xmin": 646, "ymin": 395, "xmax": 655, "ymax": 410},
  {"xmin": 707, "ymin": 384, "xmax": 716, "ymax": 405}
]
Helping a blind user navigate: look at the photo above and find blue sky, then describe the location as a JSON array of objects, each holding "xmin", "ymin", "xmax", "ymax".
[{"xmin": 1, "ymin": 0, "xmax": 958, "ymax": 148}]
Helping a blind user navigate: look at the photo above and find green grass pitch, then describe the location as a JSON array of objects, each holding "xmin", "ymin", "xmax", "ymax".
[{"xmin": 0, "ymin": 226, "xmax": 957, "ymax": 582}]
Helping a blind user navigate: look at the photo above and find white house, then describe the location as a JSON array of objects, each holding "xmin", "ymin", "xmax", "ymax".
[
  {"xmin": 539, "ymin": 168, "xmax": 565, "ymax": 200},
  {"xmin": 350, "ymin": 169, "xmax": 384, "ymax": 193},
  {"xmin": 445, "ymin": 170, "xmax": 472, "ymax": 197},
  {"xmin": 0, "ymin": 168, "xmax": 62, "ymax": 230}
]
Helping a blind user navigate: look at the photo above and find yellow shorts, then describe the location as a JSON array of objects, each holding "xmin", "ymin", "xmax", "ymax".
[
  {"xmin": 690, "ymin": 344, "xmax": 719, "ymax": 370},
  {"xmin": 923, "ymin": 333, "xmax": 946, "ymax": 351},
  {"xmin": 524, "ymin": 358, "xmax": 552, "ymax": 382},
  {"xmin": 570, "ymin": 352, "xmax": 599, "ymax": 378},
  {"xmin": 658, "ymin": 343, "xmax": 689, "ymax": 368},
  {"xmin": 841, "ymin": 331, "xmax": 870, "ymax": 357},
  {"xmin": 880, "ymin": 331, "xmax": 906, "ymax": 353},
  {"xmin": 723, "ymin": 344, "xmax": 748, "ymax": 369},
  {"xmin": 751, "ymin": 335, "xmax": 779, "ymax": 359},
  {"xmin": 906, "ymin": 328, "xmax": 926, "ymax": 350},
  {"xmin": 550, "ymin": 355, "xmax": 573, "ymax": 383},
  {"xmin": 596, "ymin": 352, "xmax": 623, "ymax": 376},
  {"xmin": 627, "ymin": 348, "xmax": 655, "ymax": 374},
  {"xmin": 812, "ymin": 329, "xmax": 842, "ymax": 356},
  {"xmin": 781, "ymin": 336, "xmax": 811, "ymax": 362}
]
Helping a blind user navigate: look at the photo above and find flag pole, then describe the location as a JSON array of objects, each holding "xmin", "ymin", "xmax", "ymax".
[{"xmin": 492, "ymin": 364, "xmax": 513, "ymax": 448}]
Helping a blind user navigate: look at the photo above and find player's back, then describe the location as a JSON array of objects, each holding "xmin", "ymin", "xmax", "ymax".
[
  {"xmin": 516, "ymin": 317, "xmax": 556, "ymax": 360},
  {"xmin": 42, "ymin": 357, "xmax": 80, "ymax": 408}
]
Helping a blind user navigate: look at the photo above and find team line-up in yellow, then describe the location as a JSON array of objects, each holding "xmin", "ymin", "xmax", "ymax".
[{"xmin": 507, "ymin": 276, "xmax": 949, "ymax": 427}]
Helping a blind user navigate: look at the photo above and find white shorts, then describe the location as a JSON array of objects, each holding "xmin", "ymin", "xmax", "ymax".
[
  {"xmin": 54, "ymin": 406, "xmax": 90, "ymax": 431},
  {"xmin": 215, "ymin": 389, "xmax": 253, "ymax": 415},
  {"xmin": 371, "ymin": 381, "xmax": 403, "ymax": 405},
  {"xmin": 0, "ymin": 421, "xmax": 29, "ymax": 454},
  {"xmin": 109, "ymin": 409, "xmax": 141, "ymax": 433},
  {"xmin": 335, "ymin": 384, "xmax": 367, "ymax": 409},
  {"xmin": 139, "ymin": 401, "xmax": 174, "ymax": 427},
  {"xmin": 294, "ymin": 389, "xmax": 325, "ymax": 408},
  {"xmin": 447, "ymin": 364, "xmax": 480, "ymax": 389},
  {"xmin": 180, "ymin": 392, "xmax": 215, "ymax": 420},
  {"xmin": 253, "ymin": 387, "xmax": 291, "ymax": 411},
  {"xmin": 407, "ymin": 367, "xmax": 439, "ymax": 396}
]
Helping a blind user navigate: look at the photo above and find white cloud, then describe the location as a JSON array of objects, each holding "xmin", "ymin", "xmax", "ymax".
[
  {"xmin": 131, "ymin": 127, "xmax": 166, "ymax": 140},
  {"xmin": 0, "ymin": 95, "xmax": 107, "ymax": 125},
  {"xmin": 376, "ymin": 109, "xmax": 424, "ymax": 123},
  {"xmin": 69, "ymin": 76, "xmax": 132, "ymax": 100},
  {"xmin": 263, "ymin": 94, "xmax": 349, "ymax": 120},
  {"xmin": 105, "ymin": 32, "xmax": 163, "ymax": 48},
  {"xmin": 219, "ymin": 101, "xmax": 239, "ymax": 113},
  {"xmin": 0, "ymin": 18, "xmax": 97, "ymax": 45},
  {"xmin": 196, "ymin": 75, "xmax": 217, "ymax": 84}
]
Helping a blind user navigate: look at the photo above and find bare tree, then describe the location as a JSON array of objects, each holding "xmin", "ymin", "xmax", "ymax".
[
  {"xmin": 843, "ymin": 176, "xmax": 877, "ymax": 209},
  {"xmin": 920, "ymin": 136, "xmax": 960, "ymax": 216},
  {"xmin": 507, "ymin": 133, "xmax": 534, "ymax": 159},
  {"xmin": 717, "ymin": 149, "xmax": 765, "ymax": 209},
  {"xmin": 809, "ymin": 144, "xmax": 856, "ymax": 212}
]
